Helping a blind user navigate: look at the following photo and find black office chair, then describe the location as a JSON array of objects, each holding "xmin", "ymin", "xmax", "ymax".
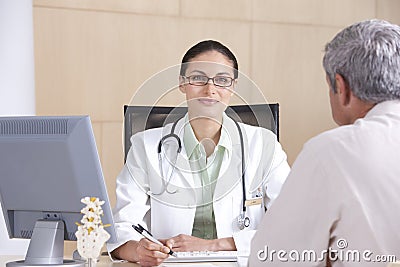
[{"xmin": 123, "ymin": 104, "xmax": 279, "ymax": 162}]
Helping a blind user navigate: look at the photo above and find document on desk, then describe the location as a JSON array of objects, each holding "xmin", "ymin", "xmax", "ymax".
[
  {"xmin": 162, "ymin": 264, "xmax": 223, "ymax": 267},
  {"xmin": 164, "ymin": 251, "xmax": 239, "ymax": 263}
]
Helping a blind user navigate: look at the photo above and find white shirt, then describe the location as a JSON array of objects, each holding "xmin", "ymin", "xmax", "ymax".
[
  {"xmin": 249, "ymin": 100, "xmax": 400, "ymax": 267},
  {"xmin": 107, "ymin": 113, "xmax": 290, "ymax": 255}
]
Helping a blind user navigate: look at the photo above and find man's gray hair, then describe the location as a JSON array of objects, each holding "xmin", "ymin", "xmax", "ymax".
[{"xmin": 323, "ymin": 19, "xmax": 400, "ymax": 103}]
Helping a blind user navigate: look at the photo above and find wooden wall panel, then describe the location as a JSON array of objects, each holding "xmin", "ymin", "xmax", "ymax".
[{"xmin": 32, "ymin": 0, "xmax": 400, "ymax": 255}]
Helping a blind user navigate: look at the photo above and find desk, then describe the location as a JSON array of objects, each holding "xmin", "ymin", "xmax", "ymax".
[
  {"xmin": 0, "ymin": 255, "xmax": 244, "ymax": 267},
  {"xmin": 3, "ymin": 256, "xmax": 400, "ymax": 266}
]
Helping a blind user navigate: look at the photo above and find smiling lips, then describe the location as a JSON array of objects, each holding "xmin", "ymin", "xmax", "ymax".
[{"xmin": 198, "ymin": 98, "xmax": 218, "ymax": 105}]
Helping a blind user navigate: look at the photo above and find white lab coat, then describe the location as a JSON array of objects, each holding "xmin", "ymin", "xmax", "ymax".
[{"xmin": 107, "ymin": 113, "xmax": 290, "ymax": 255}]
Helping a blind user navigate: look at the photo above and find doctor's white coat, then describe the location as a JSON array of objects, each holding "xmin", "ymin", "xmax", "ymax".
[{"xmin": 107, "ymin": 113, "xmax": 290, "ymax": 255}]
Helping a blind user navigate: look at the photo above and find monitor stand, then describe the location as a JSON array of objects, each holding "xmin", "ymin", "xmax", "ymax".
[{"xmin": 6, "ymin": 220, "xmax": 84, "ymax": 267}]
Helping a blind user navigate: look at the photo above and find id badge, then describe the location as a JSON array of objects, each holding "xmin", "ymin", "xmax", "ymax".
[{"xmin": 245, "ymin": 196, "xmax": 262, "ymax": 207}]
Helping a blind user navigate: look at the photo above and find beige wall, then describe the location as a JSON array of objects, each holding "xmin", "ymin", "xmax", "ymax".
[{"xmin": 32, "ymin": 0, "xmax": 400, "ymax": 255}]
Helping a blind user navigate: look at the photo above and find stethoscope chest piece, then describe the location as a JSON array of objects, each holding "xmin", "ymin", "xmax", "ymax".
[{"xmin": 237, "ymin": 213, "xmax": 250, "ymax": 230}]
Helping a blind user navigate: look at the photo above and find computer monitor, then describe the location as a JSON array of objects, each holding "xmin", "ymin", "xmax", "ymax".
[{"xmin": 0, "ymin": 116, "xmax": 116, "ymax": 266}]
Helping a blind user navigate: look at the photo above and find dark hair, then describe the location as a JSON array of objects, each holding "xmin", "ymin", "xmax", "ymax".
[{"xmin": 180, "ymin": 40, "xmax": 239, "ymax": 78}]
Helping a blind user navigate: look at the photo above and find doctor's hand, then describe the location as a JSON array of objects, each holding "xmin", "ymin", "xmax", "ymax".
[
  {"xmin": 110, "ymin": 239, "xmax": 170, "ymax": 266},
  {"xmin": 162, "ymin": 234, "xmax": 236, "ymax": 252},
  {"xmin": 136, "ymin": 238, "xmax": 171, "ymax": 266}
]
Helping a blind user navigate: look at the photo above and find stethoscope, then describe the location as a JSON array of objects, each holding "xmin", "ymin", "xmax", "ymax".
[{"xmin": 156, "ymin": 118, "xmax": 252, "ymax": 230}]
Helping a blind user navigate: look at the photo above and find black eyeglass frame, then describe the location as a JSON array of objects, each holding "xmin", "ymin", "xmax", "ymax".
[{"xmin": 182, "ymin": 75, "xmax": 235, "ymax": 88}]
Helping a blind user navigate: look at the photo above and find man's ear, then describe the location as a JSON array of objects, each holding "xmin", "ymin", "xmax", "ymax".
[
  {"xmin": 179, "ymin": 76, "xmax": 186, "ymax": 93},
  {"xmin": 335, "ymin": 74, "xmax": 351, "ymax": 106}
]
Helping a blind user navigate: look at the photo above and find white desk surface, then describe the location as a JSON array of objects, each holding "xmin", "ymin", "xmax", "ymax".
[
  {"xmin": 0, "ymin": 255, "xmax": 243, "ymax": 267},
  {"xmin": 2, "ymin": 256, "xmax": 400, "ymax": 266}
]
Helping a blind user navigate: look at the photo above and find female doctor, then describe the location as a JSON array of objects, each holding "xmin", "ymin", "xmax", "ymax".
[{"xmin": 107, "ymin": 40, "xmax": 290, "ymax": 266}]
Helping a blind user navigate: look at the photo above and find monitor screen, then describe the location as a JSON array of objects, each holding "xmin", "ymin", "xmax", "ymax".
[{"xmin": 0, "ymin": 116, "xmax": 116, "ymax": 265}]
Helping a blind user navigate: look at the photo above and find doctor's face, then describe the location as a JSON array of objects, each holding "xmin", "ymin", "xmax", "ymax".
[{"xmin": 179, "ymin": 50, "xmax": 236, "ymax": 120}]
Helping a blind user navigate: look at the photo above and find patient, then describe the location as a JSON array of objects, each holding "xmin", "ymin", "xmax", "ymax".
[{"xmin": 249, "ymin": 19, "xmax": 400, "ymax": 266}]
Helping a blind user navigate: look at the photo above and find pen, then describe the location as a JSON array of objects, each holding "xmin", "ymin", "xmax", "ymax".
[{"xmin": 132, "ymin": 224, "xmax": 178, "ymax": 257}]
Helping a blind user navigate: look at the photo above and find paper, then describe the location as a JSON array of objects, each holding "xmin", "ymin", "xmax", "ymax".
[{"xmin": 162, "ymin": 264, "xmax": 222, "ymax": 267}]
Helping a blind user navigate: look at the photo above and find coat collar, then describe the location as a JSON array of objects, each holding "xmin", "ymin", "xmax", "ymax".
[
  {"xmin": 364, "ymin": 100, "xmax": 400, "ymax": 119},
  {"xmin": 160, "ymin": 112, "xmax": 244, "ymax": 199}
]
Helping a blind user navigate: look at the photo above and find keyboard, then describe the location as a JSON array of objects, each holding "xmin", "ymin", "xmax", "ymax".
[{"xmin": 164, "ymin": 251, "xmax": 238, "ymax": 263}]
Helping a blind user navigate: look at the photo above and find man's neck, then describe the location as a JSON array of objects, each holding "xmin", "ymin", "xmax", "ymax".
[{"xmin": 347, "ymin": 97, "xmax": 376, "ymax": 125}]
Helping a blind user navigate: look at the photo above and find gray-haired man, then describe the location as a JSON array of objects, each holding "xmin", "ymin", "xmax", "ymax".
[{"xmin": 249, "ymin": 19, "xmax": 400, "ymax": 266}]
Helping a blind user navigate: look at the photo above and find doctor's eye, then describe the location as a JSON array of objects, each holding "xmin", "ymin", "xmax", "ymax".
[
  {"xmin": 188, "ymin": 75, "xmax": 208, "ymax": 85},
  {"xmin": 213, "ymin": 76, "xmax": 233, "ymax": 87}
]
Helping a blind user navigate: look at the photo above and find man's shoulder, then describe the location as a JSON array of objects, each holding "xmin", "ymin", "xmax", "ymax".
[{"xmin": 304, "ymin": 124, "xmax": 355, "ymax": 152}]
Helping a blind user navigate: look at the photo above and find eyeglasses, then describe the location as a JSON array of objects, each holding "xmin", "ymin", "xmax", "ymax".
[{"xmin": 183, "ymin": 75, "xmax": 234, "ymax": 88}]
